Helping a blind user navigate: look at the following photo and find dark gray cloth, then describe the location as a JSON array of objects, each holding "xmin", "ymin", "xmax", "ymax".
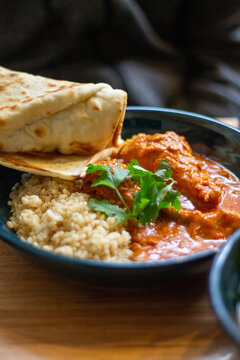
[{"xmin": 0, "ymin": 0, "xmax": 240, "ymax": 117}]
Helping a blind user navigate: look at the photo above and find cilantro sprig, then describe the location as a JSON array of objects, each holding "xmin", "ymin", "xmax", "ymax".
[{"xmin": 86, "ymin": 160, "xmax": 181, "ymax": 225}]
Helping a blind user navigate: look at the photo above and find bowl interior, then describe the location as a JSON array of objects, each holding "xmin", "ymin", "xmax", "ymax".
[{"xmin": 0, "ymin": 107, "xmax": 240, "ymax": 285}]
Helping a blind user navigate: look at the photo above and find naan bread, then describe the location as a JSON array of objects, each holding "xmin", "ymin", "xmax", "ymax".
[
  {"xmin": 0, "ymin": 147, "xmax": 117, "ymax": 180},
  {"xmin": 0, "ymin": 66, "xmax": 126, "ymax": 154},
  {"xmin": 0, "ymin": 66, "xmax": 127, "ymax": 179}
]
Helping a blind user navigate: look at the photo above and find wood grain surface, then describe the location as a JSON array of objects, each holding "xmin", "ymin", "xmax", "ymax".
[
  {"xmin": 0, "ymin": 241, "xmax": 239, "ymax": 360},
  {"xmin": 0, "ymin": 117, "xmax": 239, "ymax": 360}
]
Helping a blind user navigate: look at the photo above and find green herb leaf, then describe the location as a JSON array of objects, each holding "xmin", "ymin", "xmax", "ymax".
[
  {"xmin": 88, "ymin": 199, "xmax": 127, "ymax": 223},
  {"xmin": 86, "ymin": 159, "xmax": 181, "ymax": 225},
  {"xmin": 135, "ymin": 174, "xmax": 161, "ymax": 225},
  {"xmin": 111, "ymin": 166, "xmax": 130, "ymax": 187},
  {"xmin": 86, "ymin": 163, "xmax": 110, "ymax": 175},
  {"xmin": 86, "ymin": 163, "xmax": 130, "ymax": 210},
  {"xmin": 158, "ymin": 185, "xmax": 181, "ymax": 210},
  {"xmin": 87, "ymin": 163, "xmax": 129, "ymax": 191},
  {"xmin": 127, "ymin": 160, "xmax": 153, "ymax": 184},
  {"xmin": 131, "ymin": 192, "xmax": 150, "ymax": 218},
  {"xmin": 154, "ymin": 160, "xmax": 172, "ymax": 180}
]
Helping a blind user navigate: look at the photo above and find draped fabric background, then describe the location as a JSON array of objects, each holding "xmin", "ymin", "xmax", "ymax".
[{"xmin": 0, "ymin": 0, "xmax": 240, "ymax": 117}]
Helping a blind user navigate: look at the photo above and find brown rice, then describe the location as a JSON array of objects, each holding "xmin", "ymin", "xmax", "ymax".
[{"xmin": 7, "ymin": 174, "xmax": 132, "ymax": 261}]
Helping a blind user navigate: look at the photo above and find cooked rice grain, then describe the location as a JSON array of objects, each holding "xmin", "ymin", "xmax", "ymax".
[{"xmin": 7, "ymin": 174, "xmax": 132, "ymax": 261}]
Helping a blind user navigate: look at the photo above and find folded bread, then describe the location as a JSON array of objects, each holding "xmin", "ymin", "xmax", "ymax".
[
  {"xmin": 0, "ymin": 66, "xmax": 126, "ymax": 153},
  {"xmin": 0, "ymin": 66, "xmax": 127, "ymax": 179},
  {"xmin": 0, "ymin": 147, "xmax": 117, "ymax": 180}
]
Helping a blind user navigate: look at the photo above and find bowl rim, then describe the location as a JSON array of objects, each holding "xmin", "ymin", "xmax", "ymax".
[
  {"xmin": 0, "ymin": 106, "xmax": 240, "ymax": 270},
  {"xmin": 126, "ymin": 106, "xmax": 240, "ymax": 134},
  {"xmin": 209, "ymin": 229, "xmax": 240, "ymax": 345}
]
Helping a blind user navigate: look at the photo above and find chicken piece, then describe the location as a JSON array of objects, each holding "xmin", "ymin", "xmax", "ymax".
[
  {"xmin": 165, "ymin": 207, "xmax": 240, "ymax": 240},
  {"xmin": 118, "ymin": 132, "xmax": 221, "ymax": 210},
  {"xmin": 81, "ymin": 159, "xmax": 140, "ymax": 208}
]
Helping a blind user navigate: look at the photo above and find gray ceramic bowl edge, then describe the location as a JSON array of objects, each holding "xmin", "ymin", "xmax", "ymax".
[{"xmin": 209, "ymin": 229, "xmax": 240, "ymax": 345}]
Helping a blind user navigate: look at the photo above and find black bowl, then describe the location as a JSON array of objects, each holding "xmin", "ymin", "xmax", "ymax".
[
  {"xmin": 209, "ymin": 230, "xmax": 240, "ymax": 346},
  {"xmin": 0, "ymin": 107, "xmax": 240, "ymax": 286}
]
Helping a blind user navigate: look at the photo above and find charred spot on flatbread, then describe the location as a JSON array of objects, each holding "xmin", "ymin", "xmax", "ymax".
[{"xmin": 34, "ymin": 126, "xmax": 47, "ymax": 138}]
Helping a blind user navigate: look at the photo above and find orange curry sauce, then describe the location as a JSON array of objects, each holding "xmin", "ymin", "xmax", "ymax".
[{"xmin": 81, "ymin": 132, "xmax": 240, "ymax": 261}]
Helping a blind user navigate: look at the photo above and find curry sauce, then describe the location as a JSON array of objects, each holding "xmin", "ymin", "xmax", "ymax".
[{"xmin": 82, "ymin": 132, "xmax": 240, "ymax": 261}]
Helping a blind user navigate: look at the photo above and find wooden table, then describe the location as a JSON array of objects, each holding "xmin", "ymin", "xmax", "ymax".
[{"xmin": 0, "ymin": 117, "xmax": 239, "ymax": 360}]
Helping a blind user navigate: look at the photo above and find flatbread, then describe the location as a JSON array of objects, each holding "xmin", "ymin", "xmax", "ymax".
[
  {"xmin": 0, "ymin": 66, "xmax": 126, "ymax": 154},
  {"xmin": 0, "ymin": 147, "xmax": 116, "ymax": 180},
  {"xmin": 0, "ymin": 66, "xmax": 127, "ymax": 179}
]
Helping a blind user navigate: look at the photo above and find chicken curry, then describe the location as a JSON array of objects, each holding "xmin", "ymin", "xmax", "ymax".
[{"xmin": 81, "ymin": 131, "xmax": 240, "ymax": 261}]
